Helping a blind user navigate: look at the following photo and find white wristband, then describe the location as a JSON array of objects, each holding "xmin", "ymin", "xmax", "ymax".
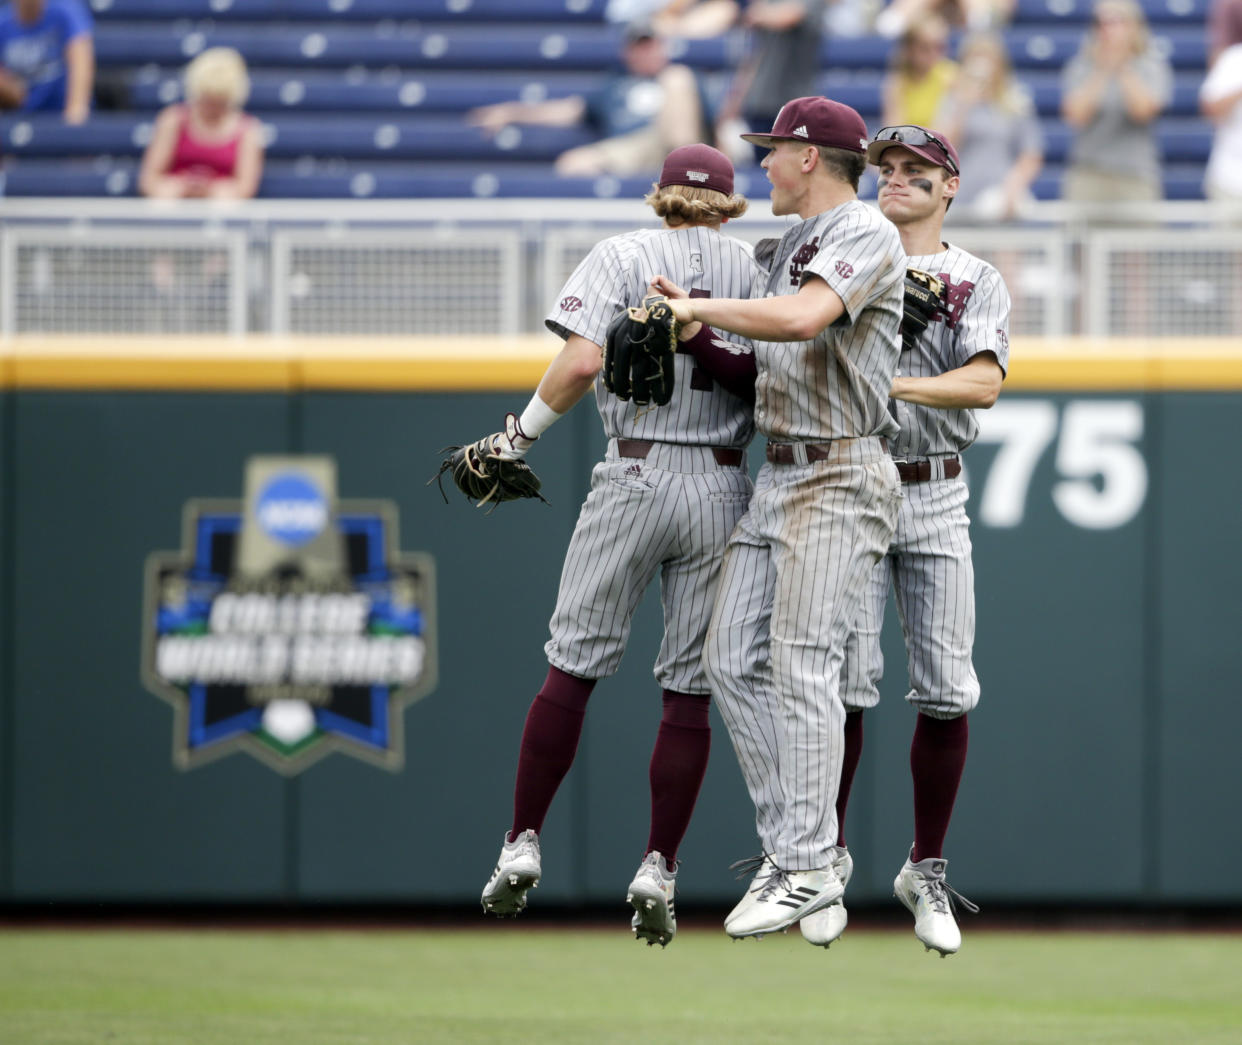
[{"xmin": 517, "ymin": 394, "xmax": 563, "ymax": 439}]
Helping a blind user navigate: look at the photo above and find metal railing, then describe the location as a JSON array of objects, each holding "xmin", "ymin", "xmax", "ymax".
[{"xmin": 1, "ymin": 199, "xmax": 1239, "ymax": 338}]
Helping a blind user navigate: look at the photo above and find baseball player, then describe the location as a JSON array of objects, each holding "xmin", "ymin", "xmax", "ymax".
[
  {"xmin": 478, "ymin": 144, "xmax": 762, "ymax": 947},
  {"xmin": 651, "ymin": 97, "xmax": 905, "ymax": 939},
  {"xmin": 799, "ymin": 125, "xmax": 1009, "ymax": 956}
]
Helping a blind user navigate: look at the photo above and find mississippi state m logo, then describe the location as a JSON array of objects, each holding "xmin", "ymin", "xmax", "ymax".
[
  {"xmin": 788, "ymin": 236, "xmax": 821, "ymax": 286},
  {"xmin": 935, "ymin": 274, "xmax": 976, "ymax": 330}
]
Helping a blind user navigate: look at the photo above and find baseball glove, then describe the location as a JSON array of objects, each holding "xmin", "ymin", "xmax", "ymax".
[
  {"xmin": 602, "ymin": 293, "xmax": 679, "ymax": 407},
  {"xmin": 901, "ymin": 268, "xmax": 946, "ymax": 352},
  {"xmin": 429, "ymin": 432, "xmax": 549, "ymax": 512}
]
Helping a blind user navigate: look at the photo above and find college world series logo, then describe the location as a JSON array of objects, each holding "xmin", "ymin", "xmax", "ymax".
[{"xmin": 141, "ymin": 456, "xmax": 437, "ymax": 775}]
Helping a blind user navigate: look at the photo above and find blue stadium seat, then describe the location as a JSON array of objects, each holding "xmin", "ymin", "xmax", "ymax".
[
  {"xmin": 1038, "ymin": 116, "xmax": 1212, "ymax": 162},
  {"xmin": 1022, "ymin": 70, "xmax": 1205, "ymax": 117},
  {"xmin": 88, "ymin": 0, "xmax": 607, "ymax": 21},
  {"xmin": 120, "ymin": 64, "xmax": 1204, "ymax": 121},
  {"xmin": 1030, "ymin": 162, "xmax": 1207, "ymax": 199},
  {"xmin": 126, "ymin": 68, "xmax": 605, "ymax": 113},
  {"xmin": 7, "ymin": 0, "xmax": 1213, "ymax": 200},
  {"xmin": 1012, "ymin": 0, "xmax": 1208, "ymax": 23},
  {"xmin": 95, "ymin": 23, "xmax": 635, "ymax": 70},
  {"xmin": 814, "ymin": 71, "xmax": 885, "ymax": 116},
  {"xmin": 1, "ymin": 112, "xmax": 597, "ymax": 161},
  {"xmin": 3, "ymin": 155, "xmax": 1208, "ymax": 200},
  {"xmin": 1005, "ymin": 26, "xmax": 1205, "ymax": 69}
]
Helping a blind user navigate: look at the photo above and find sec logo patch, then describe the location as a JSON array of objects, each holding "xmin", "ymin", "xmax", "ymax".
[
  {"xmin": 835, "ymin": 260, "xmax": 854, "ymax": 278},
  {"xmin": 560, "ymin": 296, "xmax": 583, "ymax": 312}
]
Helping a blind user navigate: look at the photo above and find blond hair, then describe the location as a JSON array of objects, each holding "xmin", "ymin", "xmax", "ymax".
[
  {"xmin": 958, "ymin": 31, "xmax": 1033, "ymax": 118},
  {"xmin": 184, "ymin": 47, "xmax": 251, "ymax": 108},
  {"xmin": 643, "ymin": 184, "xmax": 749, "ymax": 226},
  {"xmin": 1090, "ymin": 0, "xmax": 1151, "ymax": 58}
]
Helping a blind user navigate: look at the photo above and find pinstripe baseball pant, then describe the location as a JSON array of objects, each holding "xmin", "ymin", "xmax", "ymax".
[
  {"xmin": 703, "ymin": 439, "xmax": 901, "ymax": 869},
  {"xmin": 545, "ymin": 440, "xmax": 752, "ymax": 692},
  {"xmin": 841, "ymin": 474, "xmax": 981, "ymax": 718}
]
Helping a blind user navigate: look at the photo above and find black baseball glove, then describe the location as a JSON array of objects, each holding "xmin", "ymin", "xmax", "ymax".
[
  {"xmin": 602, "ymin": 293, "xmax": 679, "ymax": 407},
  {"xmin": 429, "ymin": 431, "xmax": 548, "ymax": 512},
  {"xmin": 901, "ymin": 268, "xmax": 946, "ymax": 352}
]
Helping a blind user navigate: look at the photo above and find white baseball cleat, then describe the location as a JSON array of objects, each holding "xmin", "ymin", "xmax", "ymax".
[
  {"xmin": 799, "ymin": 845, "xmax": 854, "ymax": 948},
  {"xmin": 726, "ymin": 864, "xmax": 844, "ymax": 939},
  {"xmin": 480, "ymin": 829, "xmax": 541, "ymax": 916},
  {"xmin": 626, "ymin": 851, "xmax": 677, "ymax": 947},
  {"xmin": 723, "ymin": 853, "xmax": 776, "ymax": 933},
  {"xmin": 893, "ymin": 851, "xmax": 979, "ymax": 956}
]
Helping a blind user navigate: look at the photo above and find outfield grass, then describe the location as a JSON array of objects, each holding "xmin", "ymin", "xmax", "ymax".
[{"xmin": 1, "ymin": 925, "xmax": 1240, "ymax": 1044}]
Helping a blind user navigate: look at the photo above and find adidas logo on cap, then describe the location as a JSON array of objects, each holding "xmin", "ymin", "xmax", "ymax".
[
  {"xmin": 686, "ymin": 170, "xmax": 709, "ymax": 182},
  {"xmin": 792, "ymin": 125, "xmax": 809, "ymax": 138}
]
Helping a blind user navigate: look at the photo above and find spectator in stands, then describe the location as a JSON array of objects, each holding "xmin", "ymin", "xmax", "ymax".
[
  {"xmin": 880, "ymin": 16, "xmax": 958, "ymax": 128},
  {"xmin": 1208, "ymin": 0, "xmax": 1242, "ymax": 65},
  {"xmin": 936, "ymin": 31, "xmax": 1042, "ymax": 219},
  {"xmin": 607, "ymin": 0, "xmax": 740, "ymax": 38},
  {"xmin": 1201, "ymin": 41, "xmax": 1242, "ymax": 201},
  {"xmin": 874, "ymin": 0, "xmax": 1014, "ymax": 39},
  {"xmin": 467, "ymin": 21, "xmax": 704, "ymax": 178},
  {"xmin": 138, "ymin": 47, "xmax": 264, "ymax": 200},
  {"xmin": 1059, "ymin": 0, "xmax": 1171, "ymax": 204},
  {"xmin": 714, "ymin": 0, "xmax": 827, "ymax": 164},
  {"xmin": 0, "ymin": 0, "xmax": 93, "ymax": 124}
]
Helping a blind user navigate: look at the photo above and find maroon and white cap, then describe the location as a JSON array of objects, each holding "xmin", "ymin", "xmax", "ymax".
[
  {"xmin": 866, "ymin": 125, "xmax": 961, "ymax": 175},
  {"xmin": 740, "ymin": 96, "xmax": 869, "ymax": 154},
  {"xmin": 659, "ymin": 143, "xmax": 735, "ymax": 195}
]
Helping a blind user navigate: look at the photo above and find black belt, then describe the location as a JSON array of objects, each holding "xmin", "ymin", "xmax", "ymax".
[
  {"xmin": 617, "ymin": 438, "xmax": 745, "ymax": 468},
  {"xmin": 895, "ymin": 456, "xmax": 961, "ymax": 483},
  {"xmin": 765, "ymin": 437, "xmax": 889, "ymax": 466}
]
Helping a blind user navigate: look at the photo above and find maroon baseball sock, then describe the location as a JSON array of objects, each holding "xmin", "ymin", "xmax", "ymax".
[
  {"xmin": 508, "ymin": 666, "xmax": 597, "ymax": 839},
  {"xmin": 910, "ymin": 712, "xmax": 969, "ymax": 863},
  {"xmin": 835, "ymin": 710, "xmax": 865, "ymax": 848},
  {"xmin": 645, "ymin": 691, "xmax": 712, "ymax": 868}
]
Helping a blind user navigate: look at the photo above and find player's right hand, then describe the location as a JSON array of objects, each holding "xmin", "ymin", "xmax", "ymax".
[
  {"xmin": 648, "ymin": 274, "xmax": 687, "ymax": 300},
  {"xmin": 647, "ymin": 277, "xmax": 697, "ymax": 335}
]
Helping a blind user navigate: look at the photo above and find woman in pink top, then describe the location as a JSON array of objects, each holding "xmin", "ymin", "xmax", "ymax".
[{"xmin": 139, "ymin": 46, "xmax": 263, "ymax": 199}]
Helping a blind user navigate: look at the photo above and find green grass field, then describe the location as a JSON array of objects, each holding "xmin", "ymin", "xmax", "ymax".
[{"xmin": 2, "ymin": 925, "xmax": 1240, "ymax": 1044}]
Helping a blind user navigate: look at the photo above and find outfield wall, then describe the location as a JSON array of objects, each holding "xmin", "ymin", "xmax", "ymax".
[{"xmin": 1, "ymin": 337, "xmax": 1240, "ymax": 907}]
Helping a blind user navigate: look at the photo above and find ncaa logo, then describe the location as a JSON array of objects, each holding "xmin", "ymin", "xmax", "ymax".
[{"xmin": 255, "ymin": 472, "xmax": 328, "ymax": 547}]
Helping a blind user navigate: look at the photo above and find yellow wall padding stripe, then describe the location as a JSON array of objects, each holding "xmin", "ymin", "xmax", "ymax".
[{"xmin": 3, "ymin": 335, "xmax": 1242, "ymax": 392}]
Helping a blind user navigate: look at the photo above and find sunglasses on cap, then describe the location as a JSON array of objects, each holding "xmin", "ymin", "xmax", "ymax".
[{"xmin": 872, "ymin": 125, "xmax": 960, "ymax": 176}]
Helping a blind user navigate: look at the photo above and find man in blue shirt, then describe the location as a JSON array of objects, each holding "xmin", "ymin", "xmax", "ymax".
[
  {"xmin": 466, "ymin": 20, "xmax": 704, "ymax": 177},
  {"xmin": 0, "ymin": 0, "xmax": 94, "ymax": 123}
]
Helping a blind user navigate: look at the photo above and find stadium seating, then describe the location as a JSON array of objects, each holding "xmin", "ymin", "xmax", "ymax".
[{"xmin": 0, "ymin": 0, "xmax": 1216, "ymax": 199}]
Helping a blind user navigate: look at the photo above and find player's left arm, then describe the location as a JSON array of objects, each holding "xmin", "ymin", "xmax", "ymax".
[
  {"xmin": 893, "ymin": 264, "xmax": 1011, "ymax": 408},
  {"xmin": 890, "ymin": 351, "xmax": 1004, "ymax": 409}
]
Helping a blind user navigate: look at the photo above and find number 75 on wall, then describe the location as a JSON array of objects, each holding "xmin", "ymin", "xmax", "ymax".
[{"xmin": 969, "ymin": 400, "xmax": 1147, "ymax": 531}]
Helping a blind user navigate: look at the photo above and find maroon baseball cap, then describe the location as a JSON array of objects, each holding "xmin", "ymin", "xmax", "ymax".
[
  {"xmin": 659, "ymin": 143, "xmax": 735, "ymax": 195},
  {"xmin": 866, "ymin": 125, "xmax": 960, "ymax": 175},
  {"xmin": 740, "ymin": 96, "xmax": 869, "ymax": 154}
]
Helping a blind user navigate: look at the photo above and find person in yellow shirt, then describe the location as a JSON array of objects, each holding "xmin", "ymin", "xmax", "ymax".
[{"xmin": 881, "ymin": 17, "xmax": 959, "ymax": 128}]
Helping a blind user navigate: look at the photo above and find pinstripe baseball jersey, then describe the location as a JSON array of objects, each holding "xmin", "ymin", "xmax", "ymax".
[
  {"xmin": 546, "ymin": 225, "xmax": 761, "ymax": 447},
  {"xmin": 749, "ymin": 200, "xmax": 904, "ymax": 443},
  {"xmin": 889, "ymin": 244, "xmax": 1013, "ymax": 460},
  {"xmin": 839, "ymin": 242, "xmax": 1014, "ymax": 722}
]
